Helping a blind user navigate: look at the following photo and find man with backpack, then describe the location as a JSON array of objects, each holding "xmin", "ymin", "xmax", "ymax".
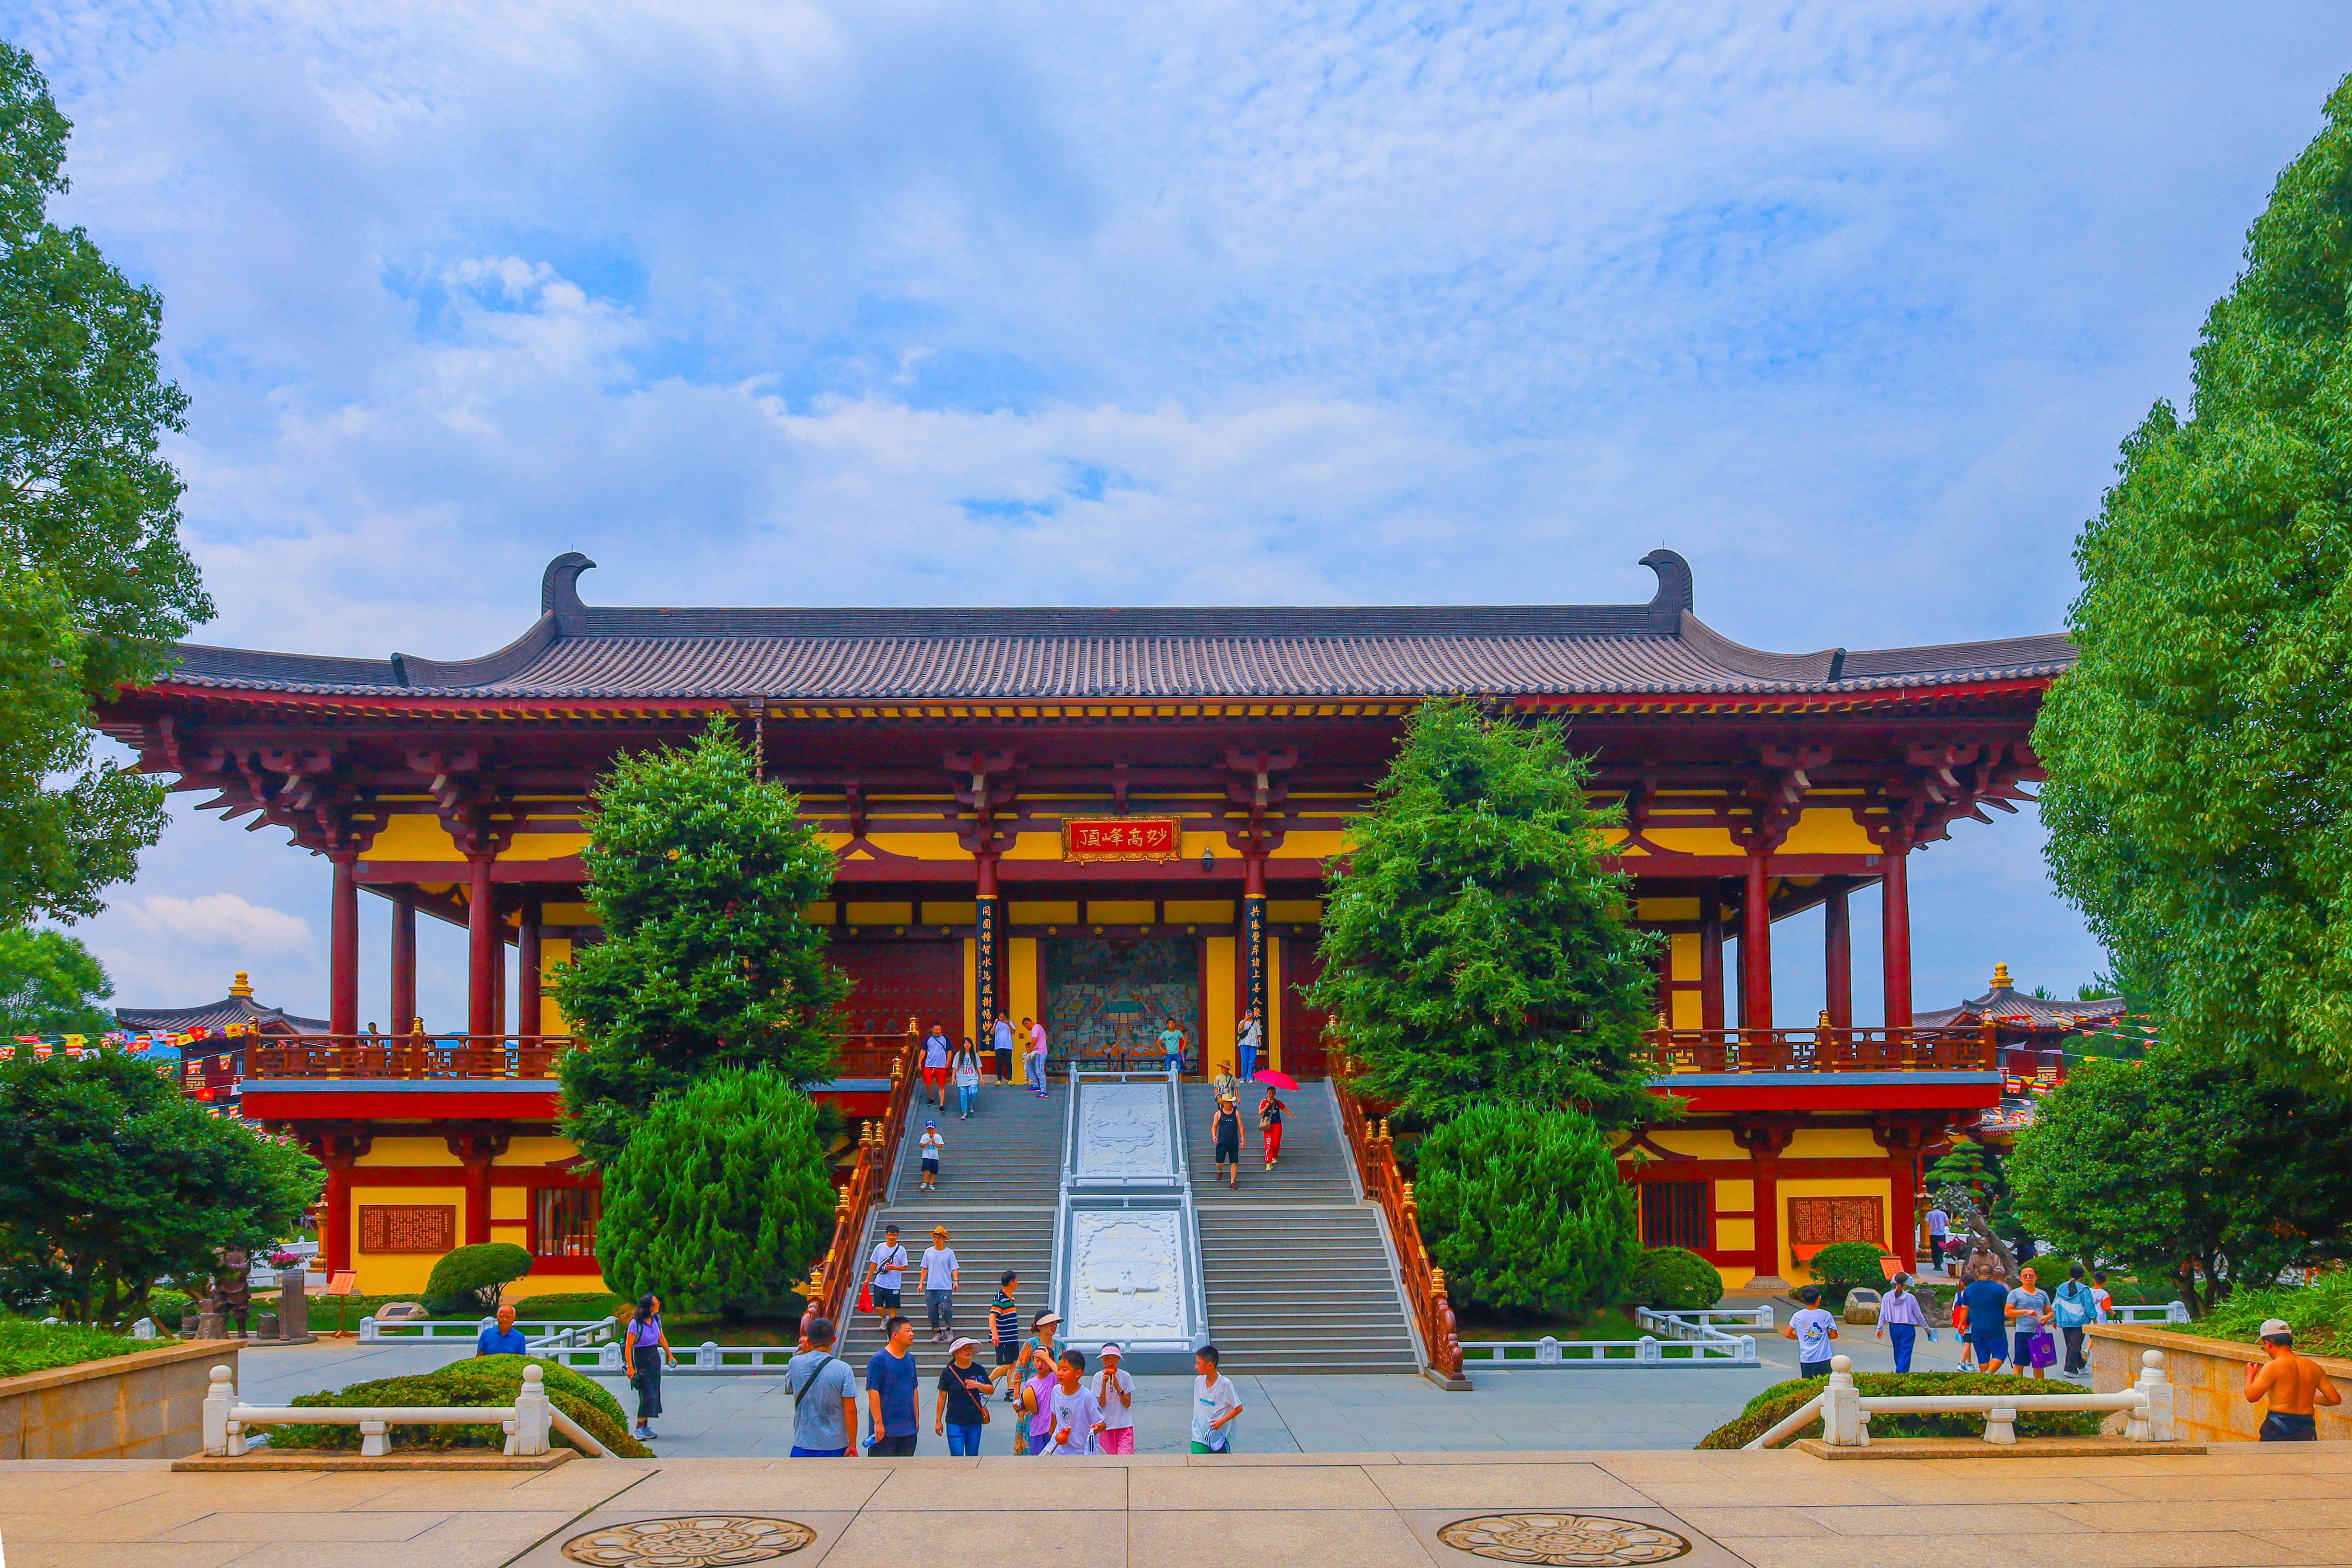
[
  {"xmin": 785, "ymin": 1317, "xmax": 859, "ymax": 1457},
  {"xmin": 2052, "ymin": 1264, "xmax": 2104, "ymax": 1376}
]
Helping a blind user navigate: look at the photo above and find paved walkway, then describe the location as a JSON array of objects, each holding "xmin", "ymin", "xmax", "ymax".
[
  {"xmin": 6, "ymin": 1444, "xmax": 2347, "ymax": 1568},
  {"xmin": 234, "ymin": 1304, "xmax": 2020, "ymax": 1457}
]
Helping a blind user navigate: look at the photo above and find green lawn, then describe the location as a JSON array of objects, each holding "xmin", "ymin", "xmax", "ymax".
[{"xmin": 0, "ymin": 1318, "xmax": 153, "ymax": 1379}]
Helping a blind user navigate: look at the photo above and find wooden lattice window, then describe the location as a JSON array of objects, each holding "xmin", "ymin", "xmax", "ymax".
[
  {"xmin": 1786, "ymin": 1196, "xmax": 1884, "ymax": 1248},
  {"xmin": 535, "ymin": 1187, "xmax": 602, "ymax": 1259},
  {"xmin": 358, "ymin": 1204, "xmax": 454, "ymax": 1254},
  {"xmin": 1641, "ymin": 1181, "xmax": 1711, "ymax": 1250}
]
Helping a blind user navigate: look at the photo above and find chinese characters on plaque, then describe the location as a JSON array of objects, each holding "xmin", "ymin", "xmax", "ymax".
[{"xmin": 1061, "ymin": 816, "xmax": 1181, "ymax": 863}]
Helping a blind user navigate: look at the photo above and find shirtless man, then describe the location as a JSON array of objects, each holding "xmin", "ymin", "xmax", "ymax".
[{"xmin": 2245, "ymin": 1317, "xmax": 2341, "ymax": 1440}]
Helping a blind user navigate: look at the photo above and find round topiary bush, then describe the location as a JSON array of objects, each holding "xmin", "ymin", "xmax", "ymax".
[
  {"xmin": 1417, "ymin": 1101, "xmax": 1640, "ymax": 1318},
  {"xmin": 1807, "ymin": 1241, "xmax": 1889, "ymax": 1310},
  {"xmin": 421, "ymin": 1242, "xmax": 534, "ymax": 1316},
  {"xmin": 1626, "ymin": 1246, "xmax": 1724, "ymax": 1310}
]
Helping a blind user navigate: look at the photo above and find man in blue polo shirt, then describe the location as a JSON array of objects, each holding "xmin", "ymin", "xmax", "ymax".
[{"xmin": 476, "ymin": 1303, "xmax": 528, "ymax": 1356}]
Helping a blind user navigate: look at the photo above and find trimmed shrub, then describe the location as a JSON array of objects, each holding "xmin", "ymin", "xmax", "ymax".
[
  {"xmin": 494, "ymin": 1291, "xmax": 626, "ymax": 1322},
  {"xmin": 274, "ymin": 1354, "xmax": 650, "ymax": 1456},
  {"xmin": 597, "ymin": 1066, "xmax": 835, "ymax": 1320},
  {"xmin": 1417, "ymin": 1101, "xmax": 1640, "ymax": 1318},
  {"xmin": 142, "ymin": 1288, "xmax": 193, "ymax": 1329},
  {"xmin": 1626, "ymin": 1247, "xmax": 1724, "ymax": 1310},
  {"xmin": 1808, "ymin": 1241, "xmax": 1889, "ymax": 1310},
  {"xmin": 421, "ymin": 1242, "xmax": 534, "ymax": 1317},
  {"xmin": 1697, "ymin": 1370, "xmax": 2106, "ymax": 1449}
]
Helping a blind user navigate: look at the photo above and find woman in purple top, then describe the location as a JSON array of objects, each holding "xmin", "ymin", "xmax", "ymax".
[
  {"xmin": 1875, "ymin": 1272, "xmax": 1930, "ymax": 1374},
  {"xmin": 628, "ymin": 1294, "xmax": 675, "ymax": 1440}
]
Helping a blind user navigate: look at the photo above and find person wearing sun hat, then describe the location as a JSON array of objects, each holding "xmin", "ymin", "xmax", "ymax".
[
  {"xmin": 933, "ymin": 1335, "xmax": 993, "ymax": 1456},
  {"xmin": 2247, "ymin": 1317, "xmax": 2341, "ymax": 1440},
  {"xmin": 1094, "ymin": 1342, "xmax": 1136, "ymax": 1454},
  {"xmin": 920, "ymin": 1225, "xmax": 959, "ymax": 1343}
]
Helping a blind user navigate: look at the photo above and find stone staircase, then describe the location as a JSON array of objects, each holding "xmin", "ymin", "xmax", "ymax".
[
  {"xmin": 1179, "ymin": 1082, "xmax": 1420, "ymax": 1374},
  {"xmin": 837, "ymin": 1082, "xmax": 1064, "ymax": 1362}
]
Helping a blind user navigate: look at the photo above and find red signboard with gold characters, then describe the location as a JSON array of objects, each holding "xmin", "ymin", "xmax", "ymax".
[{"xmin": 1062, "ymin": 816, "xmax": 1182, "ymax": 863}]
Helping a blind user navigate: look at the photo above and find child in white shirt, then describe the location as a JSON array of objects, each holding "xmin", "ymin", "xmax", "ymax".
[
  {"xmin": 1191, "ymin": 1344, "xmax": 1243, "ymax": 1454},
  {"xmin": 1094, "ymin": 1342, "xmax": 1136, "ymax": 1454},
  {"xmin": 1783, "ymin": 1284, "xmax": 1839, "ymax": 1376}
]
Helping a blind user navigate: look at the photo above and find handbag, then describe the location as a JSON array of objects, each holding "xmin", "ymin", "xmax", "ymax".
[{"xmin": 2028, "ymin": 1326, "xmax": 2058, "ymax": 1368}]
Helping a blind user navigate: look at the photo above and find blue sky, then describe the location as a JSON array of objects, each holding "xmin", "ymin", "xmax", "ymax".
[{"xmin": 15, "ymin": 2, "xmax": 2348, "ymax": 1025}]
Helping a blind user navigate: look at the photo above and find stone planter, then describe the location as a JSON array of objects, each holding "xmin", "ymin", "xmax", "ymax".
[
  {"xmin": 2089, "ymin": 1322, "xmax": 2352, "ymax": 1443},
  {"xmin": 0, "ymin": 1339, "xmax": 240, "ymax": 1459}
]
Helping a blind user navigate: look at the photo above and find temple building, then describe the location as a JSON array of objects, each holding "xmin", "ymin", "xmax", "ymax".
[
  {"xmin": 96, "ymin": 549, "xmax": 2065, "ymax": 1301},
  {"xmin": 116, "ymin": 971, "xmax": 326, "ymax": 1115}
]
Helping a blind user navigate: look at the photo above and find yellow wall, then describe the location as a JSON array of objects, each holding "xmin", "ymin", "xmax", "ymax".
[
  {"xmin": 1007, "ymin": 937, "xmax": 1040, "ymax": 1083},
  {"xmin": 1266, "ymin": 900, "xmax": 1323, "ymax": 924},
  {"xmin": 844, "ymin": 901, "xmax": 915, "ymax": 927},
  {"xmin": 1637, "ymin": 897, "xmax": 1701, "ymax": 920},
  {"xmin": 1009, "ymin": 902, "xmax": 1078, "ymax": 925},
  {"xmin": 361, "ymin": 813, "xmax": 589, "ymax": 864},
  {"xmin": 1204, "ymin": 935, "xmax": 1237, "ymax": 1076},
  {"xmin": 921, "ymin": 901, "xmax": 977, "ymax": 926},
  {"xmin": 504, "ymin": 1272, "xmax": 610, "ymax": 1303},
  {"xmin": 1778, "ymin": 807, "xmax": 1877, "ymax": 855},
  {"xmin": 1623, "ymin": 826, "xmax": 1743, "ymax": 857},
  {"xmin": 356, "ymin": 1135, "xmax": 460, "ymax": 1169},
  {"xmin": 538, "ymin": 937, "xmax": 573, "ymax": 1033},
  {"xmin": 1640, "ymin": 1128, "xmax": 1746, "ymax": 1160},
  {"xmin": 1087, "ymin": 901, "xmax": 1155, "ymax": 925},
  {"xmin": 1164, "ymin": 901, "xmax": 1235, "ymax": 925},
  {"xmin": 1715, "ymin": 1179, "xmax": 1755, "ymax": 1213},
  {"xmin": 1784, "ymin": 1128, "xmax": 1889, "ymax": 1160}
]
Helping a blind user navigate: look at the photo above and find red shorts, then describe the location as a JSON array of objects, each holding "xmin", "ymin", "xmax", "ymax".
[{"xmin": 923, "ymin": 1067, "xmax": 948, "ymax": 1089}]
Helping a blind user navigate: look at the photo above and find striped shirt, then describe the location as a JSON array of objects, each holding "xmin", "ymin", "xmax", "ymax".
[{"xmin": 989, "ymin": 1292, "xmax": 1020, "ymax": 1343}]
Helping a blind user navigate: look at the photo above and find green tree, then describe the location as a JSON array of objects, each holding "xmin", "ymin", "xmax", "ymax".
[
  {"xmin": 0, "ymin": 1050, "xmax": 321, "ymax": 1323},
  {"xmin": 1415, "ymin": 1100, "xmax": 1641, "ymax": 1318},
  {"xmin": 0, "ymin": 926, "xmax": 113, "ymax": 1036},
  {"xmin": 2005, "ymin": 1045, "xmax": 2352, "ymax": 1315},
  {"xmin": 1307, "ymin": 699, "xmax": 1665, "ymax": 1126},
  {"xmin": 421, "ymin": 1242, "xmax": 534, "ymax": 1316},
  {"xmin": 0, "ymin": 45, "xmax": 212, "ymax": 927},
  {"xmin": 1926, "ymin": 1136, "xmax": 1992, "ymax": 1195},
  {"xmin": 595, "ymin": 1066, "xmax": 836, "ymax": 1320},
  {"xmin": 555, "ymin": 722, "xmax": 847, "ymax": 1167},
  {"xmin": 2035, "ymin": 74, "xmax": 2352, "ymax": 1082}
]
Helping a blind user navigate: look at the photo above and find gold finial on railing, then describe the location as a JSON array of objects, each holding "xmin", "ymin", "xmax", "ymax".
[
  {"xmin": 891, "ymin": 1056, "xmax": 905, "ymax": 1084},
  {"xmin": 1818, "ymin": 1010, "xmax": 1832, "ymax": 1029},
  {"xmin": 836, "ymin": 1186, "xmax": 852, "ymax": 1213},
  {"xmin": 1402, "ymin": 1181, "xmax": 1417, "ymax": 1218},
  {"xmin": 1378, "ymin": 1118, "xmax": 1392, "ymax": 1144},
  {"xmin": 1429, "ymin": 1266, "xmax": 1448, "ymax": 1301}
]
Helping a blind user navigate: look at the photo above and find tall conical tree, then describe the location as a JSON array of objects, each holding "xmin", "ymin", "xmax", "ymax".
[
  {"xmin": 2037, "ymin": 74, "xmax": 2352, "ymax": 1083},
  {"xmin": 1307, "ymin": 698, "xmax": 1664, "ymax": 1126},
  {"xmin": 555, "ymin": 722, "xmax": 847, "ymax": 1167}
]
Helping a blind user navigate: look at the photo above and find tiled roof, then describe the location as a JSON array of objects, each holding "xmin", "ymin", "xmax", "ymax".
[
  {"xmin": 153, "ymin": 550, "xmax": 2076, "ymax": 702},
  {"xmin": 1916, "ymin": 988, "xmax": 2128, "ymax": 1031},
  {"xmin": 116, "ymin": 996, "xmax": 329, "ymax": 1034}
]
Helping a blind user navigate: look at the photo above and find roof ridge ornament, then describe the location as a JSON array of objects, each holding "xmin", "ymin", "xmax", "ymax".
[
  {"xmin": 542, "ymin": 552, "xmax": 597, "ymax": 619},
  {"xmin": 1638, "ymin": 548, "xmax": 1694, "ymax": 620}
]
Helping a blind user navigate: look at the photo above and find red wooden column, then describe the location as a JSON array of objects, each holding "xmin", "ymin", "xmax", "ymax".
[
  {"xmin": 1739, "ymin": 849, "xmax": 1773, "ymax": 1030},
  {"xmin": 310, "ymin": 1132, "xmax": 371, "ymax": 1275},
  {"xmin": 1882, "ymin": 843, "xmax": 1913, "ymax": 1029},
  {"xmin": 1699, "ymin": 891, "xmax": 1725, "ymax": 1031},
  {"xmin": 389, "ymin": 888, "xmax": 418, "ymax": 1033},
  {"xmin": 1736, "ymin": 1120, "xmax": 1795, "ymax": 1285},
  {"xmin": 1823, "ymin": 884, "xmax": 1852, "ymax": 1031},
  {"xmin": 329, "ymin": 854, "xmax": 360, "ymax": 1036},
  {"xmin": 517, "ymin": 894, "xmax": 543, "ymax": 1038},
  {"xmin": 467, "ymin": 855, "xmax": 498, "ymax": 1037}
]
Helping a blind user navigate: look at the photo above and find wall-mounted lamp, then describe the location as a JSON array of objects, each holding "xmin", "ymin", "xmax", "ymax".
[{"xmin": 1200, "ymin": 846, "xmax": 1215, "ymax": 874}]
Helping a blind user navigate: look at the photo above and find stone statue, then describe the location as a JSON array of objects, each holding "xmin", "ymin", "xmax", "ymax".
[
  {"xmin": 1933, "ymin": 1186, "xmax": 2019, "ymax": 1283},
  {"xmin": 204, "ymin": 1247, "xmax": 253, "ymax": 1336}
]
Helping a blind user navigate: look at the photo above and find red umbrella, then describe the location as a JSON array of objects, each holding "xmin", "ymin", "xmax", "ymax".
[{"xmin": 1253, "ymin": 1069, "xmax": 1299, "ymax": 1090}]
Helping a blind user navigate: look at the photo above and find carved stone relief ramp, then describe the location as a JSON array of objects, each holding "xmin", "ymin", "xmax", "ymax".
[{"xmin": 1050, "ymin": 1071, "xmax": 1208, "ymax": 1374}]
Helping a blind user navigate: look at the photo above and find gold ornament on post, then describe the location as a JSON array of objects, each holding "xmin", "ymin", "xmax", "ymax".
[{"xmin": 1429, "ymin": 1266, "xmax": 1448, "ymax": 1301}]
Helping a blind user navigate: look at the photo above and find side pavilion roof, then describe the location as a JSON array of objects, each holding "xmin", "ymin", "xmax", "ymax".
[{"xmin": 149, "ymin": 550, "xmax": 2073, "ymax": 705}]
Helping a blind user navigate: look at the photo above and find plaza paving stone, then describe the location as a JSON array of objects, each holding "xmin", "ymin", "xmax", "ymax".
[{"xmin": 4, "ymin": 1444, "xmax": 2347, "ymax": 1568}]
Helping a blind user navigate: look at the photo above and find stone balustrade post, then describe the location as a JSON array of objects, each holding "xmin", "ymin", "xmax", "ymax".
[
  {"xmin": 359, "ymin": 1418, "xmax": 389, "ymax": 1457},
  {"xmin": 1821, "ymin": 1355, "xmax": 1865, "ymax": 1446},
  {"xmin": 203, "ymin": 1365, "xmax": 235, "ymax": 1456},
  {"xmin": 2128, "ymin": 1348, "xmax": 2175, "ymax": 1442},
  {"xmin": 512, "ymin": 1364, "xmax": 552, "ymax": 1456}
]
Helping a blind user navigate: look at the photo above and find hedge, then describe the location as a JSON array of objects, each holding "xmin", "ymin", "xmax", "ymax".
[
  {"xmin": 273, "ymin": 1354, "xmax": 650, "ymax": 1457},
  {"xmin": 0, "ymin": 1319, "xmax": 151, "ymax": 1379},
  {"xmin": 1808, "ymin": 1241, "xmax": 1889, "ymax": 1308},
  {"xmin": 1696, "ymin": 1370, "xmax": 2107, "ymax": 1449}
]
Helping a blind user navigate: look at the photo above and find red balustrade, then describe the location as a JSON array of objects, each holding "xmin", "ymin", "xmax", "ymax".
[
  {"xmin": 1332, "ymin": 1073, "xmax": 1464, "ymax": 1384},
  {"xmin": 1643, "ymin": 1022, "xmax": 1997, "ymax": 1074}
]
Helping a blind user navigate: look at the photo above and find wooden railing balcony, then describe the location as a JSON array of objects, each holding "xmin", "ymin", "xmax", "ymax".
[
  {"xmin": 802, "ymin": 1028, "xmax": 921, "ymax": 1328},
  {"xmin": 246, "ymin": 1027, "xmax": 925, "ymax": 1082},
  {"xmin": 1644, "ymin": 1023, "xmax": 1998, "ymax": 1075}
]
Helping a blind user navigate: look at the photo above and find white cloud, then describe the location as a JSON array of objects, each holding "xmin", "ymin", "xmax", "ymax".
[{"xmin": 117, "ymin": 894, "xmax": 313, "ymax": 955}]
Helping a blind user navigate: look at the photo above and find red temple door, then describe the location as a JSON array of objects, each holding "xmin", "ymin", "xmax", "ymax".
[
  {"xmin": 829, "ymin": 939, "xmax": 964, "ymax": 1043},
  {"xmin": 1279, "ymin": 946, "xmax": 1335, "ymax": 1079}
]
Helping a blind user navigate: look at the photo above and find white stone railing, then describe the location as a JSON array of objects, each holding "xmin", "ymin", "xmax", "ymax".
[
  {"xmin": 199, "ymin": 1363, "xmax": 613, "ymax": 1458},
  {"xmin": 1456, "ymin": 1308, "xmax": 1760, "ymax": 1369},
  {"xmin": 2108, "ymin": 1301, "xmax": 2191, "ymax": 1325},
  {"xmin": 357, "ymin": 1315, "xmax": 615, "ymax": 1345},
  {"xmin": 1744, "ymin": 1351, "xmax": 2177, "ymax": 1449},
  {"xmin": 544, "ymin": 1340, "xmax": 803, "ymax": 1376}
]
